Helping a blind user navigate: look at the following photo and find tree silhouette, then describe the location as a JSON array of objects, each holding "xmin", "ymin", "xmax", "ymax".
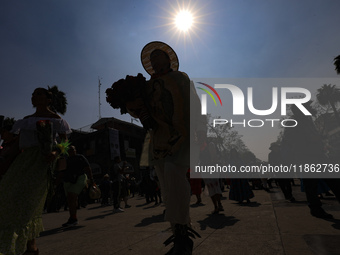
[
  {"xmin": 334, "ymin": 55, "xmax": 340, "ymax": 74},
  {"xmin": 0, "ymin": 116, "xmax": 15, "ymax": 128},
  {"xmin": 47, "ymin": 85, "xmax": 68, "ymax": 115},
  {"xmin": 316, "ymin": 84, "xmax": 340, "ymax": 125}
]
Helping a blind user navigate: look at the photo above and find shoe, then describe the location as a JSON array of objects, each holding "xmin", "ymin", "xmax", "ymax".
[
  {"xmin": 113, "ymin": 208, "xmax": 124, "ymax": 213},
  {"xmin": 62, "ymin": 218, "xmax": 78, "ymax": 227},
  {"xmin": 125, "ymin": 204, "xmax": 131, "ymax": 208},
  {"xmin": 310, "ymin": 208, "xmax": 333, "ymax": 219},
  {"xmin": 218, "ymin": 203, "xmax": 224, "ymax": 211}
]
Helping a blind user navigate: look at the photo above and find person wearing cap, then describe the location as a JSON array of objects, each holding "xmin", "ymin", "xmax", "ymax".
[{"xmin": 134, "ymin": 41, "xmax": 206, "ymax": 255}]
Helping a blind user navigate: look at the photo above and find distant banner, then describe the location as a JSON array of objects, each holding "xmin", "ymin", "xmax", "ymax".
[{"xmin": 109, "ymin": 128, "xmax": 120, "ymax": 160}]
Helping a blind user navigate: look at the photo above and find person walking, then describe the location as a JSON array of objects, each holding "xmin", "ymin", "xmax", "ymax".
[
  {"xmin": 281, "ymin": 102, "xmax": 340, "ymax": 219},
  {"xmin": 61, "ymin": 145, "xmax": 94, "ymax": 227},
  {"xmin": 268, "ymin": 142, "xmax": 295, "ymax": 202},
  {"xmin": 110, "ymin": 156, "xmax": 126, "ymax": 213},
  {"xmin": 119, "ymin": 173, "xmax": 131, "ymax": 209},
  {"xmin": 0, "ymin": 87, "xmax": 71, "ymax": 255},
  {"xmin": 201, "ymin": 141, "xmax": 223, "ymax": 214},
  {"xmin": 228, "ymin": 149, "xmax": 254, "ymax": 204},
  {"xmin": 100, "ymin": 174, "xmax": 111, "ymax": 206},
  {"xmin": 188, "ymin": 168, "xmax": 202, "ymax": 205}
]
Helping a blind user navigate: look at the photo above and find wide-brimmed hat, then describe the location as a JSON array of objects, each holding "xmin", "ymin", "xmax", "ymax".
[{"xmin": 141, "ymin": 41, "xmax": 179, "ymax": 76}]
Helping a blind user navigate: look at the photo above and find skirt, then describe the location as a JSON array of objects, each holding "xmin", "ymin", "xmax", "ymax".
[
  {"xmin": 0, "ymin": 147, "xmax": 50, "ymax": 255},
  {"xmin": 204, "ymin": 179, "xmax": 222, "ymax": 197},
  {"xmin": 229, "ymin": 179, "xmax": 254, "ymax": 202}
]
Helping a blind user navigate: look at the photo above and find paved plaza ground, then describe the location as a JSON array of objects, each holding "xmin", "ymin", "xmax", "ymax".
[{"xmin": 37, "ymin": 181, "xmax": 340, "ymax": 255}]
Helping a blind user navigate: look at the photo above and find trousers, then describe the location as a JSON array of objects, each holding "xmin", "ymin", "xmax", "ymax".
[
  {"xmin": 304, "ymin": 178, "xmax": 340, "ymax": 209},
  {"xmin": 154, "ymin": 160, "xmax": 191, "ymax": 225}
]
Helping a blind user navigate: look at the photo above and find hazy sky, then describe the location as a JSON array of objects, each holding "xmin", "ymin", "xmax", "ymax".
[{"xmin": 1, "ymin": 0, "xmax": 340, "ymax": 160}]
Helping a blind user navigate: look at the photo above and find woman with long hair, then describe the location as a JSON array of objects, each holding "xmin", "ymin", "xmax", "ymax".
[{"xmin": 0, "ymin": 87, "xmax": 71, "ymax": 255}]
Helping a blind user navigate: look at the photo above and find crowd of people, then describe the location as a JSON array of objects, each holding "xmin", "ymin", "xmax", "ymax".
[{"xmin": 1, "ymin": 40, "xmax": 340, "ymax": 255}]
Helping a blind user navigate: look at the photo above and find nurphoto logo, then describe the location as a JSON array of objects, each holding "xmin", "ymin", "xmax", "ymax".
[{"xmin": 197, "ymin": 82, "xmax": 312, "ymax": 128}]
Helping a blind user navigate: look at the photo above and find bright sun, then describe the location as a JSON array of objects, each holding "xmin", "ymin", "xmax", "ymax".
[{"xmin": 175, "ymin": 10, "xmax": 193, "ymax": 32}]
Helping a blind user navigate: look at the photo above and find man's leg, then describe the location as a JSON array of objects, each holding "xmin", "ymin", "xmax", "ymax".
[
  {"xmin": 304, "ymin": 178, "xmax": 332, "ymax": 219},
  {"xmin": 62, "ymin": 192, "xmax": 79, "ymax": 227},
  {"xmin": 67, "ymin": 192, "xmax": 78, "ymax": 220},
  {"xmin": 163, "ymin": 162, "xmax": 191, "ymax": 225},
  {"xmin": 162, "ymin": 162, "xmax": 198, "ymax": 254},
  {"xmin": 324, "ymin": 179, "xmax": 340, "ymax": 203},
  {"xmin": 112, "ymin": 181, "xmax": 122, "ymax": 211}
]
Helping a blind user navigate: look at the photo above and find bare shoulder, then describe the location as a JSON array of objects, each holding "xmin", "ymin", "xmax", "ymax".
[
  {"xmin": 50, "ymin": 113, "xmax": 62, "ymax": 119},
  {"xmin": 23, "ymin": 112, "xmax": 62, "ymax": 119}
]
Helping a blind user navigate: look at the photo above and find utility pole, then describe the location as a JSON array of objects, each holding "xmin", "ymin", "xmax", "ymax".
[{"xmin": 98, "ymin": 76, "xmax": 102, "ymax": 119}]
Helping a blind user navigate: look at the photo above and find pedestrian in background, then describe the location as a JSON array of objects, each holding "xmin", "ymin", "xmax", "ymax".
[
  {"xmin": 61, "ymin": 145, "xmax": 94, "ymax": 227},
  {"xmin": 200, "ymin": 141, "xmax": 224, "ymax": 214},
  {"xmin": 228, "ymin": 149, "xmax": 254, "ymax": 204},
  {"xmin": 268, "ymin": 142, "xmax": 295, "ymax": 202},
  {"xmin": 119, "ymin": 173, "xmax": 131, "ymax": 208},
  {"xmin": 281, "ymin": 102, "xmax": 340, "ymax": 219},
  {"xmin": 110, "ymin": 156, "xmax": 126, "ymax": 213},
  {"xmin": 100, "ymin": 174, "xmax": 111, "ymax": 206},
  {"xmin": 188, "ymin": 168, "xmax": 203, "ymax": 205}
]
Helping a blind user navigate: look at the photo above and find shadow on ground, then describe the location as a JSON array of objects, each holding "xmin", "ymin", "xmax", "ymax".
[
  {"xmin": 40, "ymin": 225, "xmax": 85, "ymax": 237},
  {"xmin": 197, "ymin": 214, "xmax": 239, "ymax": 231},
  {"xmin": 135, "ymin": 213, "xmax": 165, "ymax": 227}
]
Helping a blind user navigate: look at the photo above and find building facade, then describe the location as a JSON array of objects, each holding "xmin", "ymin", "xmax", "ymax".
[{"xmin": 69, "ymin": 118, "xmax": 146, "ymax": 180}]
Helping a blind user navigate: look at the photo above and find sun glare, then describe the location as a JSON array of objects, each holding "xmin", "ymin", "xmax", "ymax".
[
  {"xmin": 175, "ymin": 10, "xmax": 193, "ymax": 32},
  {"xmin": 154, "ymin": 1, "xmax": 210, "ymax": 45}
]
